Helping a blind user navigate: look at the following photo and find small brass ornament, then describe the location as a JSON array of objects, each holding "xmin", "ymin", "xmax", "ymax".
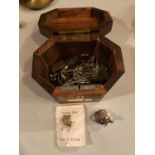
[
  {"xmin": 61, "ymin": 115, "xmax": 72, "ymax": 128},
  {"xmin": 20, "ymin": 0, "xmax": 53, "ymax": 10},
  {"xmin": 92, "ymin": 109, "xmax": 113, "ymax": 126}
]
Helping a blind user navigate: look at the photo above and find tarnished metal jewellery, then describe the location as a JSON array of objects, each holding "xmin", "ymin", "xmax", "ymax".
[
  {"xmin": 49, "ymin": 54, "xmax": 110, "ymax": 86},
  {"xmin": 91, "ymin": 109, "xmax": 113, "ymax": 126}
]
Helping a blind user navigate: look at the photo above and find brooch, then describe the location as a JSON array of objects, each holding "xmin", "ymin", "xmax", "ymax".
[{"xmin": 61, "ymin": 114, "xmax": 73, "ymax": 130}]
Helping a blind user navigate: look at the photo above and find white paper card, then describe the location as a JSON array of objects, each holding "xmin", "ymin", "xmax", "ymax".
[{"xmin": 56, "ymin": 105, "xmax": 85, "ymax": 147}]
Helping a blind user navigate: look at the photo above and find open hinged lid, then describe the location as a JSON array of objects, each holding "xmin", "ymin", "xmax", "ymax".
[{"xmin": 38, "ymin": 7, "xmax": 113, "ymax": 41}]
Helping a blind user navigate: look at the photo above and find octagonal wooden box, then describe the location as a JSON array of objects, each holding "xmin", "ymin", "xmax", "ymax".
[{"xmin": 32, "ymin": 7, "xmax": 125, "ymax": 103}]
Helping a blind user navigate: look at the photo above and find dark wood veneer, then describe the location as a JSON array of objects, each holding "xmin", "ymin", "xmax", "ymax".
[{"xmin": 32, "ymin": 7, "xmax": 125, "ymax": 103}]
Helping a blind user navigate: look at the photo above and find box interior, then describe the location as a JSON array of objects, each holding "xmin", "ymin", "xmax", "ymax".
[{"xmin": 42, "ymin": 40, "xmax": 115, "ymax": 87}]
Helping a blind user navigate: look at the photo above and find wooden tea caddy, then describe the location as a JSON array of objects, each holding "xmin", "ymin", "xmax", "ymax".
[{"xmin": 32, "ymin": 7, "xmax": 125, "ymax": 103}]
